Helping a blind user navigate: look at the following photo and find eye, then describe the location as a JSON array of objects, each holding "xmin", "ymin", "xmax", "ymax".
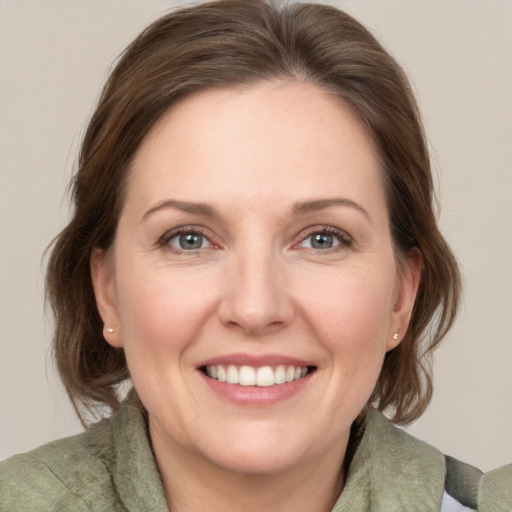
[
  {"xmin": 163, "ymin": 230, "xmax": 212, "ymax": 251},
  {"xmin": 301, "ymin": 232, "xmax": 339, "ymax": 249},
  {"xmin": 297, "ymin": 227, "xmax": 352, "ymax": 251}
]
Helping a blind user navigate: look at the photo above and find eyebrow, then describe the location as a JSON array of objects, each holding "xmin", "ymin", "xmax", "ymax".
[
  {"xmin": 142, "ymin": 199, "xmax": 217, "ymax": 220},
  {"xmin": 291, "ymin": 198, "xmax": 371, "ymax": 222},
  {"xmin": 142, "ymin": 197, "xmax": 371, "ymax": 223}
]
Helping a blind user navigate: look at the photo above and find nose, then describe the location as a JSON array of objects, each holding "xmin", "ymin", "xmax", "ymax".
[{"xmin": 218, "ymin": 249, "xmax": 294, "ymax": 336}]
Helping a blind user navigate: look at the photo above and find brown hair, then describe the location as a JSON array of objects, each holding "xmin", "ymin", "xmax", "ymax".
[{"xmin": 46, "ymin": 0, "xmax": 461, "ymax": 425}]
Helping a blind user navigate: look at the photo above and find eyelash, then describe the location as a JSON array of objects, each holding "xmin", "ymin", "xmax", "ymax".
[
  {"xmin": 158, "ymin": 225, "xmax": 353, "ymax": 254},
  {"xmin": 295, "ymin": 225, "xmax": 353, "ymax": 252},
  {"xmin": 158, "ymin": 226, "xmax": 214, "ymax": 254}
]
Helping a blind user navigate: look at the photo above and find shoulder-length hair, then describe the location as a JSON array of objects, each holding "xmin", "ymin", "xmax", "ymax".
[{"xmin": 46, "ymin": 0, "xmax": 461, "ymax": 425}]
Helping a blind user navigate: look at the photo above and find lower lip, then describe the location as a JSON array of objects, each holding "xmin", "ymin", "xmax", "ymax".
[{"xmin": 198, "ymin": 370, "xmax": 312, "ymax": 406}]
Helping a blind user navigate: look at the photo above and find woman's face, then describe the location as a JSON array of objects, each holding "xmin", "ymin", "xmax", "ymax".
[{"xmin": 92, "ymin": 81, "xmax": 419, "ymax": 476}]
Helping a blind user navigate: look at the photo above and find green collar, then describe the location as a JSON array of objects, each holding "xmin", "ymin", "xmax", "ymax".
[
  {"xmin": 110, "ymin": 395, "xmax": 446, "ymax": 511},
  {"xmin": 49, "ymin": 393, "xmax": 444, "ymax": 511},
  {"xmin": 332, "ymin": 409, "xmax": 445, "ymax": 511}
]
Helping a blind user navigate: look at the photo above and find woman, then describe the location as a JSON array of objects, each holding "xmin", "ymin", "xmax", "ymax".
[{"xmin": 1, "ymin": 1, "xmax": 510, "ymax": 510}]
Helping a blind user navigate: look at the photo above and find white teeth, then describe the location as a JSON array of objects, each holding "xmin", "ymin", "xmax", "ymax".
[
  {"xmin": 226, "ymin": 365, "xmax": 239, "ymax": 384},
  {"xmin": 256, "ymin": 366, "xmax": 274, "ymax": 387},
  {"xmin": 217, "ymin": 365, "xmax": 227, "ymax": 382},
  {"xmin": 204, "ymin": 364, "xmax": 311, "ymax": 386},
  {"xmin": 274, "ymin": 365, "xmax": 286, "ymax": 384},
  {"xmin": 239, "ymin": 366, "xmax": 256, "ymax": 386}
]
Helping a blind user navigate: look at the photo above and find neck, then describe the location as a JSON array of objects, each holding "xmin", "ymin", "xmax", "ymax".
[{"xmin": 150, "ymin": 420, "xmax": 348, "ymax": 512}]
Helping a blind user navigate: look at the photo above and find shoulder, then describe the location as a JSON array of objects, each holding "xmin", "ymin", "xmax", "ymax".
[
  {"xmin": 442, "ymin": 457, "xmax": 512, "ymax": 511},
  {"xmin": 479, "ymin": 462, "xmax": 512, "ymax": 511},
  {"xmin": 0, "ymin": 393, "xmax": 167, "ymax": 512},
  {"xmin": 355, "ymin": 410, "xmax": 512, "ymax": 511},
  {"xmin": 0, "ymin": 418, "xmax": 122, "ymax": 512},
  {"xmin": 0, "ymin": 448, "xmax": 87, "ymax": 512}
]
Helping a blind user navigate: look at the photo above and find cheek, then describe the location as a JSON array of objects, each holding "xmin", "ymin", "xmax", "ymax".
[
  {"xmin": 298, "ymin": 266, "xmax": 395, "ymax": 359},
  {"xmin": 113, "ymin": 268, "xmax": 217, "ymax": 410},
  {"xmin": 114, "ymin": 264, "xmax": 216, "ymax": 354}
]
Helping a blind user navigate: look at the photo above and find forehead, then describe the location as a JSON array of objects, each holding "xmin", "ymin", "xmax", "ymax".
[{"xmin": 127, "ymin": 81, "xmax": 386, "ymax": 216}]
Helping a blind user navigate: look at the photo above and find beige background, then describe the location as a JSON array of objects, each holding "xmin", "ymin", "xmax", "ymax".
[{"xmin": 1, "ymin": 1, "xmax": 511, "ymax": 472}]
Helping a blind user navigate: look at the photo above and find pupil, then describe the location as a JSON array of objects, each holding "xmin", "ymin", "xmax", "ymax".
[
  {"xmin": 180, "ymin": 233, "xmax": 202, "ymax": 249},
  {"xmin": 312, "ymin": 233, "xmax": 333, "ymax": 249}
]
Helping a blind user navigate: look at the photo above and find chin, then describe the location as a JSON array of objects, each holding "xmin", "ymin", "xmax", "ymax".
[
  {"xmin": 207, "ymin": 447, "xmax": 304, "ymax": 476},
  {"xmin": 196, "ymin": 423, "xmax": 310, "ymax": 475}
]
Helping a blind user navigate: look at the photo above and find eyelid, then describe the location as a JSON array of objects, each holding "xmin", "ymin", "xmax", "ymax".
[
  {"xmin": 158, "ymin": 225, "xmax": 218, "ymax": 252},
  {"xmin": 157, "ymin": 224, "xmax": 353, "ymax": 253},
  {"xmin": 293, "ymin": 225, "xmax": 354, "ymax": 250}
]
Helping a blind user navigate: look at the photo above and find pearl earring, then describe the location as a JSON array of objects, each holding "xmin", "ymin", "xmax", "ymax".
[
  {"xmin": 393, "ymin": 333, "xmax": 399, "ymax": 340},
  {"xmin": 105, "ymin": 328, "xmax": 114, "ymax": 333}
]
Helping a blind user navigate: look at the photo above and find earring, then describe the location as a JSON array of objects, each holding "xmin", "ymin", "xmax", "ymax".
[
  {"xmin": 392, "ymin": 333, "xmax": 399, "ymax": 340},
  {"xmin": 105, "ymin": 328, "xmax": 114, "ymax": 333}
]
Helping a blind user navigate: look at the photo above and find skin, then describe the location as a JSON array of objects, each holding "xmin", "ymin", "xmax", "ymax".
[{"xmin": 91, "ymin": 81, "xmax": 421, "ymax": 512}]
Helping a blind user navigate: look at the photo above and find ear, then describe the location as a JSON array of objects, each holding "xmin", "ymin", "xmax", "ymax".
[
  {"xmin": 386, "ymin": 248, "xmax": 422, "ymax": 351},
  {"xmin": 90, "ymin": 247, "xmax": 123, "ymax": 348}
]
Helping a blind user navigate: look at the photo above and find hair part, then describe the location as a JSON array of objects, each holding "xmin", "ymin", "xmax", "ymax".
[{"xmin": 46, "ymin": 0, "xmax": 461, "ymax": 426}]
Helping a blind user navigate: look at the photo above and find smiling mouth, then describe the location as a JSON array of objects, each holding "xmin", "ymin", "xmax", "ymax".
[{"xmin": 200, "ymin": 364, "xmax": 316, "ymax": 387}]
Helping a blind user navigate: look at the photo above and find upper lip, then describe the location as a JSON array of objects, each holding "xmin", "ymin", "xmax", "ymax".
[{"xmin": 197, "ymin": 353, "xmax": 315, "ymax": 368}]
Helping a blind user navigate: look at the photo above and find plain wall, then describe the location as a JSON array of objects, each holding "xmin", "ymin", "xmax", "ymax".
[{"xmin": 1, "ymin": 0, "xmax": 511, "ymax": 472}]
